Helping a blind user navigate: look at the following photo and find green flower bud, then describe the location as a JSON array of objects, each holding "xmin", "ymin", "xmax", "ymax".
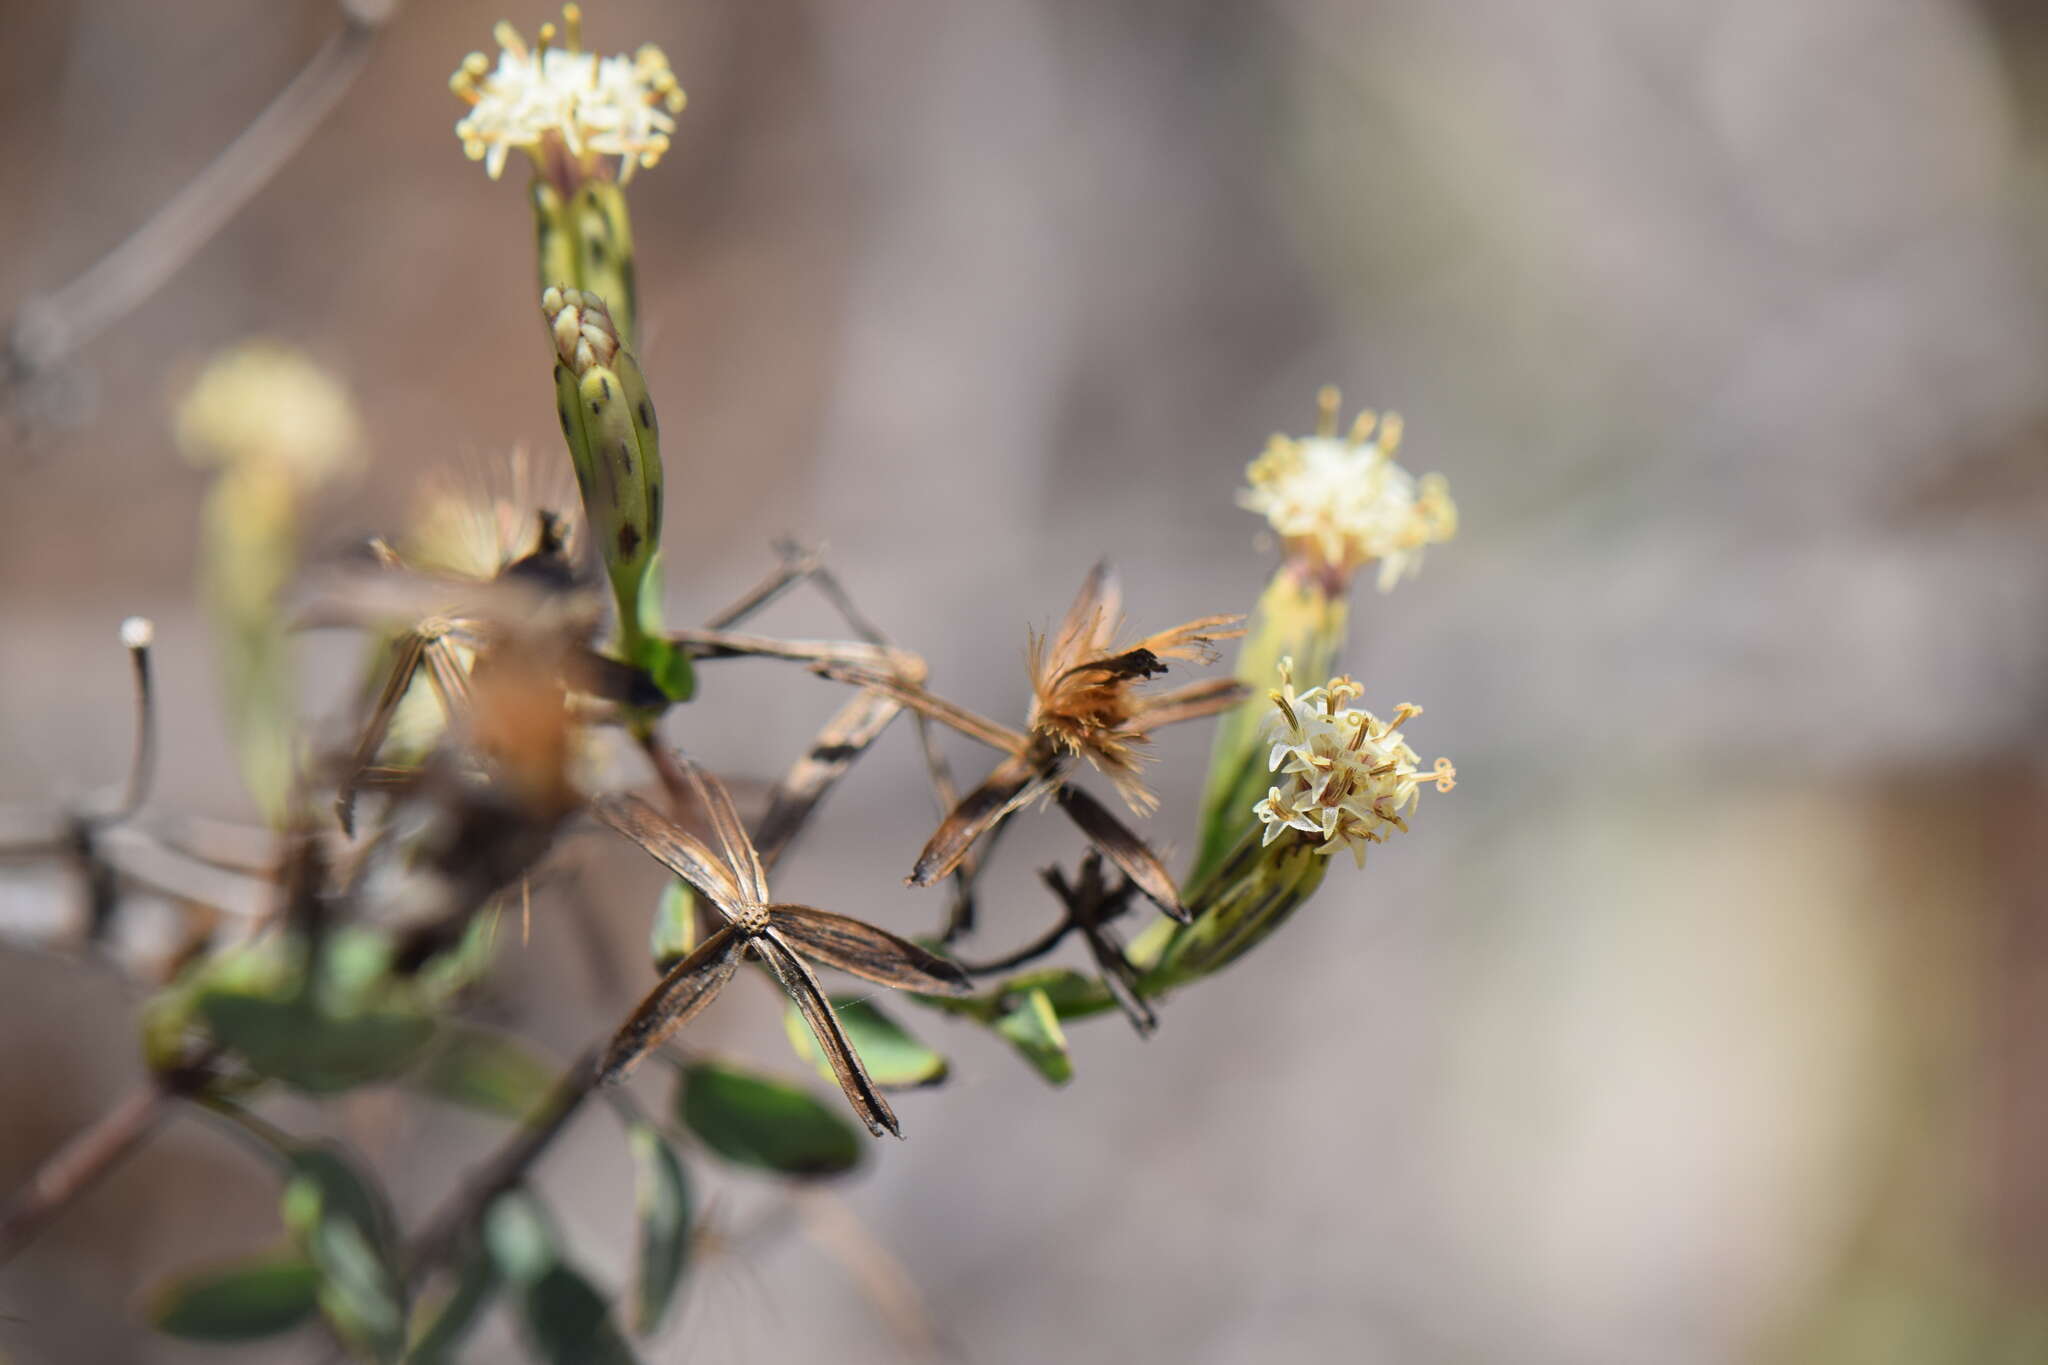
[
  {"xmin": 1138, "ymin": 828, "xmax": 1330, "ymax": 989},
  {"xmin": 1191, "ymin": 569, "xmax": 1348, "ymax": 881},
  {"xmin": 532, "ymin": 180, "xmax": 640, "ymax": 347},
  {"xmin": 541, "ymin": 286, "xmax": 691, "ymax": 703}
]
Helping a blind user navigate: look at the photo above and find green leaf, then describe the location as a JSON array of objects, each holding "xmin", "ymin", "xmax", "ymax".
[
  {"xmin": 520, "ymin": 1266, "xmax": 641, "ymax": 1365},
  {"xmin": 198, "ymin": 989, "xmax": 435, "ymax": 1094},
  {"xmin": 415, "ymin": 1027, "xmax": 554, "ymax": 1120},
  {"xmin": 650, "ymin": 879, "xmax": 697, "ymax": 972},
  {"xmin": 995, "ymin": 988, "xmax": 1074, "ymax": 1085},
  {"xmin": 478, "ymin": 1190, "xmax": 642, "ymax": 1364},
  {"xmin": 414, "ymin": 908, "xmax": 504, "ymax": 1001},
  {"xmin": 482, "ymin": 1190, "xmax": 558, "ymax": 1288},
  {"xmin": 1012, "ymin": 968, "xmax": 1113, "ymax": 1019},
  {"xmin": 676, "ymin": 1059, "xmax": 862, "ymax": 1177},
  {"xmin": 634, "ymin": 634, "xmax": 695, "ymax": 705},
  {"xmin": 406, "ymin": 1247, "xmax": 499, "ymax": 1364},
  {"xmin": 783, "ymin": 997, "xmax": 948, "ymax": 1090},
  {"xmin": 316, "ymin": 928, "xmax": 398, "ymax": 1007},
  {"xmin": 627, "ymin": 1124, "xmax": 692, "ymax": 1335},
  {"xmin": 149, "ymin": 1251, "xmax": 320, "ymax": 1342},
  {"xmin": 283, "ymin": 1145, "xmax": 406, "ymax": 1363}
]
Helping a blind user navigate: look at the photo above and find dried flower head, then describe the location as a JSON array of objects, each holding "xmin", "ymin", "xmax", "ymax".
[
  {"xmin": 451, "ymin": 5, "xmax": 685, "ymax": 185},
  {"xmin": 1027, "ymin": 564, "xmax": 1246, "ymax": 813},
  {"xmin": 1252, "ymin": 658, "xmax": 1456, "ymax": 867},
  {"xmin": 816, "ymin": 564, "xmax": 1247, "ymax": 919},
  {"xmin": 1239, "ymin": 386, "xmax": 1456, "ymax": 592},
  {"xmin": 405, "ymin": 449, "xmax": 582, "ymax": 585},
  {"xmin": 174, "ymin": 342, "xmax": 360, "ymax": 484},
  {"xmin": 594, "ymin": 759, "xmax": 973, "ymax": 1135}
]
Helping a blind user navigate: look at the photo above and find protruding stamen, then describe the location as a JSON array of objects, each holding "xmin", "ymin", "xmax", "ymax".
[
  {"xmin": 1315, "ymin": 385, "xmax": 1341, "ymax": 437},
  {"xmin": 1269, "ymin": 688, "xmax": 1299, "ymax": 733}
]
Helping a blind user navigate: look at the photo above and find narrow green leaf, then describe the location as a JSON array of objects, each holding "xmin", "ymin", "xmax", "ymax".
[
  {"xmin": 283, "ymin": 1146, "xmax": 399, "ymax": 1261},
  {"xmin": 149, "ymin": 1251, "xmax": 319, "ymax": 1342},
  {"xmin": 415, "ymin": 1026, "xmax": 554, "ymax": 1120},
  {"xmin": 199, "ymin": 989, "xmax": 435, "ymax": 1094},
  {"xmin": 995, "ymin": 988, "xmax": 1074, "ymax": 1085},
  {"xmin": 650, "ymin": 879, "xmax": 697, "ymax": 972},
  {"xmin": 676, "ymin": 1060, "xmax": 862, "ymax": 1177},
  {"xmin": 482, "ymin": 1190, "xmax": 558, "ymax": 1288},
  {"xmin": 783, "ymin": 997, "xmax": 948, "ymax": 1090},
  {"xmin": 1013, "ymin": 968, "xmax": 1114, "ymax": 1020},
  {"xmin": 478, "ymin": 1190, "xmax": 641, "ymax": 1364},
  {"xmin": 282, "ymin": 1145, "xmax": 406, "ymax": 1363},
  {"xmin": 627, "ymin": 1124, "xmax": 692, "ymax": 1335},
  {"xmin": 405, "ymin": 1246, "xmax": 499, "ymax": 1364},
  {"xmin": 520, "ymin": 1266, "xmax": 641, "ymax": 1365}
]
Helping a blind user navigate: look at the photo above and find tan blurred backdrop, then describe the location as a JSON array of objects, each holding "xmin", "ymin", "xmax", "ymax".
[{"xmin": 4, "ymin": 0, "xmax": 2048, "ymax": 1361}]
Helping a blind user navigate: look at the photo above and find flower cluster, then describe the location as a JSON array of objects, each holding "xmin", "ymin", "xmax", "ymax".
[
  {"xmin": 1251, "ymin": 659, "xmax": 1455, "ymax": 866},
  {"xmin": 451, "ymin": 6, "xmax": 685, "ymax": 183},
  {"xmin": 1238, "ymin": 390, "xmax": 1456, "ymax": 592}
]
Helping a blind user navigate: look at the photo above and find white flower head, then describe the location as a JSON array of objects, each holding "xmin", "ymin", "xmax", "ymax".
[
  {"xmin": 451, "ymin": 7, "xmax": 685, "ymax": 185},
  {"xmin": 1250, "ymin": 658, "xmax": 1455, "ymax": 868},
  {"xmin": 1238, "ymin": 387, "xmax": 1457, "ymax": 592}
]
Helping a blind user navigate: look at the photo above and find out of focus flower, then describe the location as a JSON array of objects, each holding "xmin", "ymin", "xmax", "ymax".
[
  {"xmin": 451, "ymin": 6, "xmax": 685, "ymax": 185},
  {"xmin": 1250, "ymin": 658, "xmax": 1455, "ymax": 867},
  {"xmin": 405, "ymin": 449, "xmax": 582, "ymax": 584},
  {"xmin": 174, "ymin": 343, "xmax": 360, "ymax": 485},
  {"xmin": 1239, "ymin": 387, "xmax": 1456, "ymax": 592}
]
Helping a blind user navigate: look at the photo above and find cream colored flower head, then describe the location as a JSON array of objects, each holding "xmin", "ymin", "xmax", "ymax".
[
  {"xmin": 1239, "ymin": 387, "xmax": 1457, "ymax": 592},
  {"xmin": 1251, "ymin": 658, "xmax": 1455, "ymax": 867},
  {"xmin": 174, "ymin": 342, "xmax": 360, "ymax": 484},
  {"xmin": 451, "ymin": 6, "xmax": 685, "ymax": 184}
]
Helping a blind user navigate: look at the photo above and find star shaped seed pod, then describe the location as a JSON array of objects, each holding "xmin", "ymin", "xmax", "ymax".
[
  {"xmin": 593, "ymin": 756, "xmax": 973, "ymax": 1137},
  {"xmin": 817, "ymin": 563, "xmax": 1247, "ymax": 922}
]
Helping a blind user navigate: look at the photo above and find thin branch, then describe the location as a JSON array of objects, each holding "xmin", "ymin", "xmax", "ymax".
[
  {"xmin": 4, "ymin": 13, "xmax": 381, "ymax": 395},
  {"xmin": 404, "ymin": 1045, "xmax": 604, "ymax": 1278},
  {"xmin": 948, "ymin": 913, "xmax": 1079, "ymax": 977},
  {"xmin": 0, "ymin": 1054, "xmax": 215, "ymax": 1266}
]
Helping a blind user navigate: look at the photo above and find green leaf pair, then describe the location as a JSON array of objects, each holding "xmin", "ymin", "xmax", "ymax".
[{"xmin": 483, "ymin": 1191, "xmax": 643, "ymax": 1364}]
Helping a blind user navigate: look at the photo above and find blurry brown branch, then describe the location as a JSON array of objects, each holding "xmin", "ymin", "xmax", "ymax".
[
  {"xmin": 0, "ymin": 1051, "xmax": 216, "ymax": 1267},
  {"xmin": 403, "ymin": 1042, "xmax": 604, "ymax": 1278},
  {"xmin": 3, "ymin": 7, "xmax": 383, "ymax": 412}
]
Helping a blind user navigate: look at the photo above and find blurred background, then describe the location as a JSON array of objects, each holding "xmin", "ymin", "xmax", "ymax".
[{"xmin": 4, "ymin": 0, "xmax": 2048, "ymax": 1360}]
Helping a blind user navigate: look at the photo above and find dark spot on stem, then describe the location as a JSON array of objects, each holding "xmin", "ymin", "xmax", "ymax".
[
  {"xmin": 617, "ymin": 440, "xmax": 634, "ymax": 475},
  {"xmin": 636, "ymin": 400, "xmax": 655, "ymax": 431},
  {"xmin": 600, "ymin": 376, "xmax": 613, "ymax": 401},
  {"xmin": 809, "ymin": 741, "xmax": 863, "ymax": 763},
  {"xmin": 617, "ymin": 523, "xmax": 643, "ymax": 557}
]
